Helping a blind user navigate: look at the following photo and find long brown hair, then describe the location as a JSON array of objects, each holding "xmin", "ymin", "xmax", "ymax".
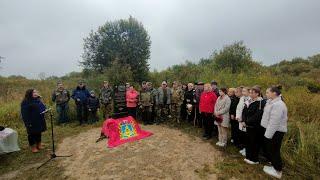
[{"xmin": 22, "ymin": 89, "xmax": 35, "ymax": 102}]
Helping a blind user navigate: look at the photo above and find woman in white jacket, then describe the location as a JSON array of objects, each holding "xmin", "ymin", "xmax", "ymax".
[
  {"xmin": 235, "ymin": 87, "xmax": 251, "ymax": 155},
  {"xmin": 261, "ymin": 86, "xmax": 287, "ymax": 179}
]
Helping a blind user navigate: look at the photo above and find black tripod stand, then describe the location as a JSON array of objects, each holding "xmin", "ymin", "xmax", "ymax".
[{"xmin": 37, "ymin": 110, "xmax": 72, "ymax": 169}]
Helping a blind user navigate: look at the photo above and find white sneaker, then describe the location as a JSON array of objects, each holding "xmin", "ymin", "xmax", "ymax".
[
  {"xmin": 241, "ymin": 150, "xmax": 246, "ymax": 156},
  {"xmin": 218, "ymin": 142, "xmax": 226, "ymax": 147},
  {"xmin": 215, "ymin": 141, "xmax": 221, "ymax": 145},
  {"xmin": 239, "ymin": 148, "xmax": 246, "ymax": 156},
  {"xmin": 263, "ymin": 166, "xmax": 282, "ymax": 179},
  {"xmin": 244, "ymin": 158, "xmax": 259, "ymax": 165}
]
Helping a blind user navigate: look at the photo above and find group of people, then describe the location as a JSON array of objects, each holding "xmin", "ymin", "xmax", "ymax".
[
  {"xmin": 180, "ymin": 82, "xmax": 287, "ymax": 179},
  {"xmin": 20, "ymin": 79, "xmax": 287, "ymax": 179},
  {"xmin": 123, "ymin": 80, "xmax": 287, "ymax": 179}
]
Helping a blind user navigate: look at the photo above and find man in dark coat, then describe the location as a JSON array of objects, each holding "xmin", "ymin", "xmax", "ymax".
[
  {"xmin": 195, "ymin": 82, "xmax": 204, "ymax": 127},
  {"xmin": 71, "ymin": 80, "xmax": 90, "ymax": 125}
]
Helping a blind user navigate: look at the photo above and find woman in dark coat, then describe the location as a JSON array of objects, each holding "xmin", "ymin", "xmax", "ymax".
[
  {"xmin": 183, "ymin": 83, "xmax": 196, "ymax": 123},
  {"xmin": 228, "ymin": 88, "xmax": 240, "ymax": 147},
  {"xmin": 242, "ymin": 86, "xmax": 266, "ymax": 164},
  {"xmin": 21, "ymin": 89, "xmax": 47, "ymax": 153}
]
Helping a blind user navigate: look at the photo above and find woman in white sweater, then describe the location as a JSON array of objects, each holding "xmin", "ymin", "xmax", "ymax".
[
  {"xmin": 235, "ymin": 87, "xmax": 251, "ymax": 155},
  {"xmin": 261, "ymin": 86, "xmax": 287, "ymax": 179}
]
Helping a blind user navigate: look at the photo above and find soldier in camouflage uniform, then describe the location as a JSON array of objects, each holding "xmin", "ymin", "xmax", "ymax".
[
  {"xmin": 171, "ymin": 81, "xmax": 184, "ymax": 123},
  {"xmin": 99, "ymin": 81, "xmax": 113, "ymax": 120},
  {"xmin": 147, "ymin": 82, "xmax": 158, "ymax": 124},
  {"xmin": 52, "ymin": 82, "xmax": 70, "ymax": 124},
  {"xmin": 139, "ymin": 81, "xmax": 153, "ymax": 125}
]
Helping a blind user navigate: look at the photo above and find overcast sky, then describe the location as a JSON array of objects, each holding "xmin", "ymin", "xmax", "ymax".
[{"xmin": 0, "ymin": 0, "xmax": 319, "ymax": 79}]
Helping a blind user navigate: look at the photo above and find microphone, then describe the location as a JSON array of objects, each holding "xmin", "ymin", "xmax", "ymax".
[{"xmin": 40, "ymin": 108, "xmax": 52, "ymax": 115}]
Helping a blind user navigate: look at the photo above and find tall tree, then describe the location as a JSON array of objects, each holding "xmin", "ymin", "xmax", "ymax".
[
  {"xmin": 81, "ymin": 16, "xmax": 151, "ymax": 83},
  {"xmin": 212, "ymin": 41, "xmax": 253, "ymax": 73}
]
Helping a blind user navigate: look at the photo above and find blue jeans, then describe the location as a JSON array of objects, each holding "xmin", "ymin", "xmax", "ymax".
[{"xmin": 56, "ymin": 103, "xmax": 69, "ymax": 124}]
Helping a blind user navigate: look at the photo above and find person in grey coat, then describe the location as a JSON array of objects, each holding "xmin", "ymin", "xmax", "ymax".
[
  {"xmin": 261, "ymin": 86, "xmax": 287, "ymax": 179},
  {"xmin": 157, "ymin": 81, "xmax": 172, "ymax": 122},
  {"xmin": 214, "ymin": 87, "xmax": 231, "ymax": 147}
]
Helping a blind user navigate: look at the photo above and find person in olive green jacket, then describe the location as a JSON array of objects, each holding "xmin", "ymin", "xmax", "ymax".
[
  {"xmin": 147, "ymin": 82, "xmax": 158, "ymax": 124},
  {"xmin": 52, "ymin": 82, "xmax": 70, "ymax": 124},
  {"xmin": 139, "ymin": 81, "xmax": 153, "ymax": 125},
  {"xmin": 171, "ymin": 81, "xmax": 184, "ymax": 123}
]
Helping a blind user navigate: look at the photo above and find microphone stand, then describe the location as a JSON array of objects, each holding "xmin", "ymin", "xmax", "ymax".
[{"xmin": 37, "ymin": 109, "xmax": 72, "ymax": 169}]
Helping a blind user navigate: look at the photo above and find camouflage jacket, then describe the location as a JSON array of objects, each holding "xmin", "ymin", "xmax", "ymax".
[
  {"xmin": 150, "ymin": 88, "xmax": 159, "ymax": 105},
  {"xmin": 171, "ymin": 88, "xmax": 184, "ymax": 105},
  {"xmin": 52, "ymin": 88, "xmax": 70, "ymax": 105},
  {"xmin": 99, "ymin": 87, "xmax": 113, "ymax": 105},
  {"xmin": 139, "ymin": 89, "xmax": 153, "ymax": 107}
]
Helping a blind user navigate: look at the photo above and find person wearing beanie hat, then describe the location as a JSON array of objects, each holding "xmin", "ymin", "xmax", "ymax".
[
  {"xmin": 99, "ymin": 81, "xmax": 113, "ymax": 120},
  {"xmin": 71, "ymin": 80, "xmax": 90, "ymax": 125},
  {"xmin": 87, "ymin": 90, "xmax": 100, "ymax": 124},
  {"xmin": 52, "ymin": 81, "xmax": 70, "ymax": 124}
]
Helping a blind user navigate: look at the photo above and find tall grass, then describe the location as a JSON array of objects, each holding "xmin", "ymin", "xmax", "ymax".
[
  {"xmin": 0, "ymin": 74, "xmax": 319, "ymax": 178},
  {"xmin": 150, "ymin": 69, "xmax": 320, "ymax": 178}
]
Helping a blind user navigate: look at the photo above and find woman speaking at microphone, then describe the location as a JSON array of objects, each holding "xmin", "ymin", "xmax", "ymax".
[{"xmin": 21, "ymin": 89, "xmax": 47, "ymax": 153}]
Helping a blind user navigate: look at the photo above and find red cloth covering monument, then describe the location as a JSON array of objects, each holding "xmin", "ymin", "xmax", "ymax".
[{"xmin": 101, "ymin": 116, "xmax": 153, "ymax": 148}]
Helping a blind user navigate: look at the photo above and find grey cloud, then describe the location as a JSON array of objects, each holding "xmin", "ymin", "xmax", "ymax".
[{"xmin": 0, "ymin": 0, "xmax": 319, "ymax": 78}]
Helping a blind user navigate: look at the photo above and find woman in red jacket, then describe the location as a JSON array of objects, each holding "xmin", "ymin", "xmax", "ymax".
[
  {"xmin": 200, "ymin": 83, "xmax": 218, "ymax": 140},
  {"xmin": 126, "ymin": 85, "xmax": 139, "ymax": 119}
]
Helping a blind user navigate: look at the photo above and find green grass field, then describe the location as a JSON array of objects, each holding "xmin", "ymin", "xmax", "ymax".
[{"xmin": 0, "ymin": 76, "xmax": 319, "ymax": 179}]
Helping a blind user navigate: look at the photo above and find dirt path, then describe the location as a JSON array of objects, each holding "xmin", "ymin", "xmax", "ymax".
[{"xmin": 56, "ymin": 125, "xmax": 222, "ymax": 180}]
